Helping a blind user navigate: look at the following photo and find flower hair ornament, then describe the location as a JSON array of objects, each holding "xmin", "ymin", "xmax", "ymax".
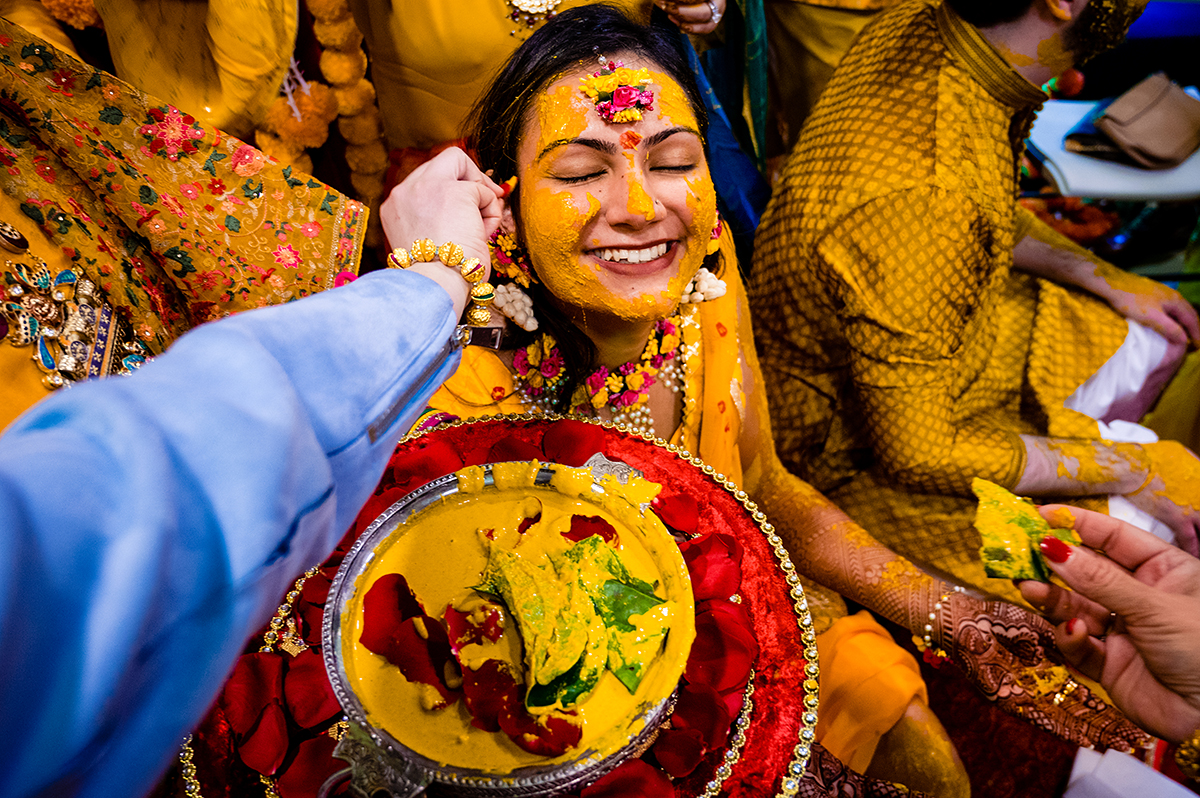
[
  {"xmin": 579, "ymin": 55, "xmax": 654, "ymax": 124},
  {"xmin": 488, "ymin": 227, "xmax": 535, "ymax": 287}
]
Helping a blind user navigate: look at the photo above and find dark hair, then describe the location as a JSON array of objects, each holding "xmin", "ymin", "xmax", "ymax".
[
  {"xmin": 465, "ymin": 3, "xmax": 711, "ymax": 413},
  {"xmin": 944, "ymin": 0, "xmax": 1036, "ymax": 27}
]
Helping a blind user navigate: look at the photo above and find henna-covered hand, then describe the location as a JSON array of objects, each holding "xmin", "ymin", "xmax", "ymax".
[
  {"xmin": 939, "ymin": 592, "xmax": 1151, "ymax": 752},
  {"xmin": 799, "ymin": 742, "xmax": 929, "ymax": 798}
]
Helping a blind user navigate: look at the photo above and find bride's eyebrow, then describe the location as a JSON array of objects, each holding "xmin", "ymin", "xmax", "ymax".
[
  {"xmin": 642, "ymin": 126, "xmax": 701, "ymax": 148},
  {"xmin": 536, "ymin": 137, "xmax": 617, "ymax": 163}
]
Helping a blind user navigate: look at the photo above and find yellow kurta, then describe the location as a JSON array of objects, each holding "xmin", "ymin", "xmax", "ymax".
[
  {"xmin": 424, "ymin": 260, "xmax": 927, "ymax": 770},
  {"xmin": 349, "ymin": 0, "xmax": 649, "ymax": 152},
  {"xmin": 751, "ymin": 0, "xmax": 1127, "ymax": 599}
]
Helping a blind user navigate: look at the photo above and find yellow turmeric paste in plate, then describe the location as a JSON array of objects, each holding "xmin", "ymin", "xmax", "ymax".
[{"xmin": 341, "ymin": 462, "xmax": 694, "ymax": 772}]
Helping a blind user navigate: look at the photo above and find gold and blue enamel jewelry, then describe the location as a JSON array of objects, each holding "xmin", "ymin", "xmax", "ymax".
[{"xmin": 2, "ymin": 259, "xmax": 147, "ymax": 390}]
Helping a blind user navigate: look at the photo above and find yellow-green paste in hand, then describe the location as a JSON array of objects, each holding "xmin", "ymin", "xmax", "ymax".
[{"xmin": 973, "ymin": 478, "xmax": 1081, "ymax": 581}]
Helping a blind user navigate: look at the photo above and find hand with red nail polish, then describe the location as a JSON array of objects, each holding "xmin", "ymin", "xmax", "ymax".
[
  {"xmin": 1039, "ymin": 534, "xmax": 1073, "ymax": 564},
  {"xmin": 1019, "ymin": 505, "xmax": 1200, "ymax": 743}
]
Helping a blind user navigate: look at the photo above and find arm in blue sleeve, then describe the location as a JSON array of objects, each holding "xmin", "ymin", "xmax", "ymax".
[{"xmin": 0, "ymin": 269, "xmax": 460, "ymax": 798}]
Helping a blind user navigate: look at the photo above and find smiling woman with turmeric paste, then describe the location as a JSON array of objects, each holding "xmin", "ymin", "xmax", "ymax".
[{"xmin": 188, "ymin": 6, "xmax": 1149, "ymax": 797}]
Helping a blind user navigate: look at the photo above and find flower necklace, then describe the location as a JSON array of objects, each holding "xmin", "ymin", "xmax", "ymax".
[{"xmin": 513, "ymin": 315, "xmax": 684, "ymax": 436}]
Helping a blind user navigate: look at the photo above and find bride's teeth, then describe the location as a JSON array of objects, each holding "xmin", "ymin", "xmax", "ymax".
[{"xmin": 597, "ymin": 243, "xmax": 668, "ymax": 263}]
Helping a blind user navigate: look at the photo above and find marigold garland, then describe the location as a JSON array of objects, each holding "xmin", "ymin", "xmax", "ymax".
[
  {"xmin": 39, "ymin": 0, "xmax": 100, "ymax": 30},
  {"xmin": 249, "ymin": 0, "xmax": 388, "ymax": 249}
]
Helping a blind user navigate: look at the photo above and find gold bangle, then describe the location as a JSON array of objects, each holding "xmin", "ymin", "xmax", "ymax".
[
  {"xmin": 1176, "ymin": 727, "xmax": 1200, "ymax": 781},
  {"xmin": 460, "ymin": 257, "xmax": 485, "ymax": 284},
  {"xmin": 411, "ymin": 238, "xmax": 437, "ymax": 263},
  {"xmin": 386, "ymin": 247, "xmax": 412, "ymax": 269},
  {"xmin": 466, "ymin": 281, "xmax": 494, "ymax": 327},
  {"xmin": 437, "ymin": 242, "xmax": 464, "ymax": 267}
]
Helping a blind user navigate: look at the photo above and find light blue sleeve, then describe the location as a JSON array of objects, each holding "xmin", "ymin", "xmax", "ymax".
[{"xmin": 0, "ymin": 269, "xmax": 461, "ymax": 798}]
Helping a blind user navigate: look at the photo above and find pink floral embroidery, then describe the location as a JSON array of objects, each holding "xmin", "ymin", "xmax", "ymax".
[
  {"xmin": 179, "ymin": 183, "xmax": 200, "ymax": 200},
  {"xmin": 161, "ymin": 194, "xmax": 186, "ymax": 218},
  {"xmin": 299, "ymin": 222, "xmax": 323, "ymax": 238},
  {"xmin": 138, "ymin": 107, "xmax": 205, "ymax": 161},
  {"xmin": 274, "ymin": 244, "xmax": 302, "ymax": 269},
  {"xmin": 230, "ymin": 144, "xmax": 266, "ymax": 177}
]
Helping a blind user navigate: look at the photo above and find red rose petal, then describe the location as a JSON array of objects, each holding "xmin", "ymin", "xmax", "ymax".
[
  {"xmin": 678, "ymin": 533, "xmax": 743, "ymax": 601},
  {"xmin": 361, "ymin": 575, "xmax": 459, "ymax": 706},
  {"xmin": 221, "ymin": 653, "xmax": 283, "ymax": 735},
  {"xmin": 685, "ymin": 600, "xmax": 758, "ymax": 693},
  {"xmin": 283, "ymin": 648, "xmax": 342, "ymax": 729},
  {"xmin": 719, "ymin": 686, "xmax": 746, "ymax": 719},
  {"xmin": 488, "ymin": 435, "xmax": 545, "ymax": 463},
  {"xmin": 461, "ymin": 661, "xmax": 581, "ymax": 756},
  {"xmin": 462, "ymin": 659, "xmax": 522, "ymax": 733},
  {"xmin": 652, "ymin": 493, "xmax": 699, "ymax": 535},
  {"xmin": 349, "ymin": 486, "xmax": 409, "ymax": 540},
  {"xmin": 391, "ymin": 440, "xmax": 464, "ymax": 492},
  {"xmin": 672, "ymin": 682, "xmax": 732, "ymax": 751},
  {"xmin": 275, "ymin": 733, "xmax": 341, "ymax": 798},
  {"xmin": 360, "ymin": 574, "xmax": 424, "ymax": 649},
  {"xmin": 652, "ymin": 727, "xmax": 707, "ymax": 778},
  {"xmin": 444, "ymin": 602, "xmax": 504, "ymax": 653},
  {"xmin": 542, "ymin": 420, "xmax": 607, "ymax": 466},
  {"xmin": 564, "ymin": 515, "xmax": 618, "ymax": 543},
  {"xmin": 500, "ymin": 706, "xmax": 583, "ymax": 757},
  {"xmin": 378, "ymin": 618, "xmax": 459, "ymax": 707},
  {"xmin": 237, "ymin": 700, "xmax": 288, "ymax": 776},
  {"xmin": 580, "ymin": 759, "xmax": 675, "ymax": 797},
  {"xmin": 518, "ymin": 509, "xmax": 542, "ymax": 535}
]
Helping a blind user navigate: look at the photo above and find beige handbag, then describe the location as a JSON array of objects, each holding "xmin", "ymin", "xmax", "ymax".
[{"xmin": 1093, "ymin": 72, "xmax": 1200, "ymax": 170}]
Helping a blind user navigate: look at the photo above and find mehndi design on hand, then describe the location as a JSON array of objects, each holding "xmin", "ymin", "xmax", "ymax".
[{"xmin": 938, "ymin": 592, "xmax": 1152, "ymax": 752}]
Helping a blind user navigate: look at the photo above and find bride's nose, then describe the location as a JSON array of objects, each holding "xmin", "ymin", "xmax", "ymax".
[{"xmin": 606, "ymin": 170, "xmax": 657, "ymax": 228}]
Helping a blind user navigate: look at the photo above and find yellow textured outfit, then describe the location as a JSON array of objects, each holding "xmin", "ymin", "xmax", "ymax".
[
  {"xmin": 751, "ymin": 0, "xmax": 1128, "ymax": 600},
  {"xmin": 424, "ymin": 258, "xmax": 927, "ymax": 772},
  {"xmin": 764, "ymin": 0, "xmax": 901, "ymax": 154},
  {"xmin": 94, "ymin": 0, "xmax": 297, "ymax": 139},
  {"xmin": 0, "ymin": 19, "xmax": 366, "ymax": 429},
  {"xmin": 349, "ymin": 0, "xmax": 648, "ymax": 153}
]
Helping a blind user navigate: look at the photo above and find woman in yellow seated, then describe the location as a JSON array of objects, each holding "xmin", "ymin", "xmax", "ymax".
[{"xmin": 371, "ymin": 5, "xmax": 1142, "ymax": 792}]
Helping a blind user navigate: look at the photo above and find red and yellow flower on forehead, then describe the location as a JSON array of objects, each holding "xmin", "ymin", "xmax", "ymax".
[{"xmin": 579, "ymin": 57, "xmax": 655, "ymax": 124}]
